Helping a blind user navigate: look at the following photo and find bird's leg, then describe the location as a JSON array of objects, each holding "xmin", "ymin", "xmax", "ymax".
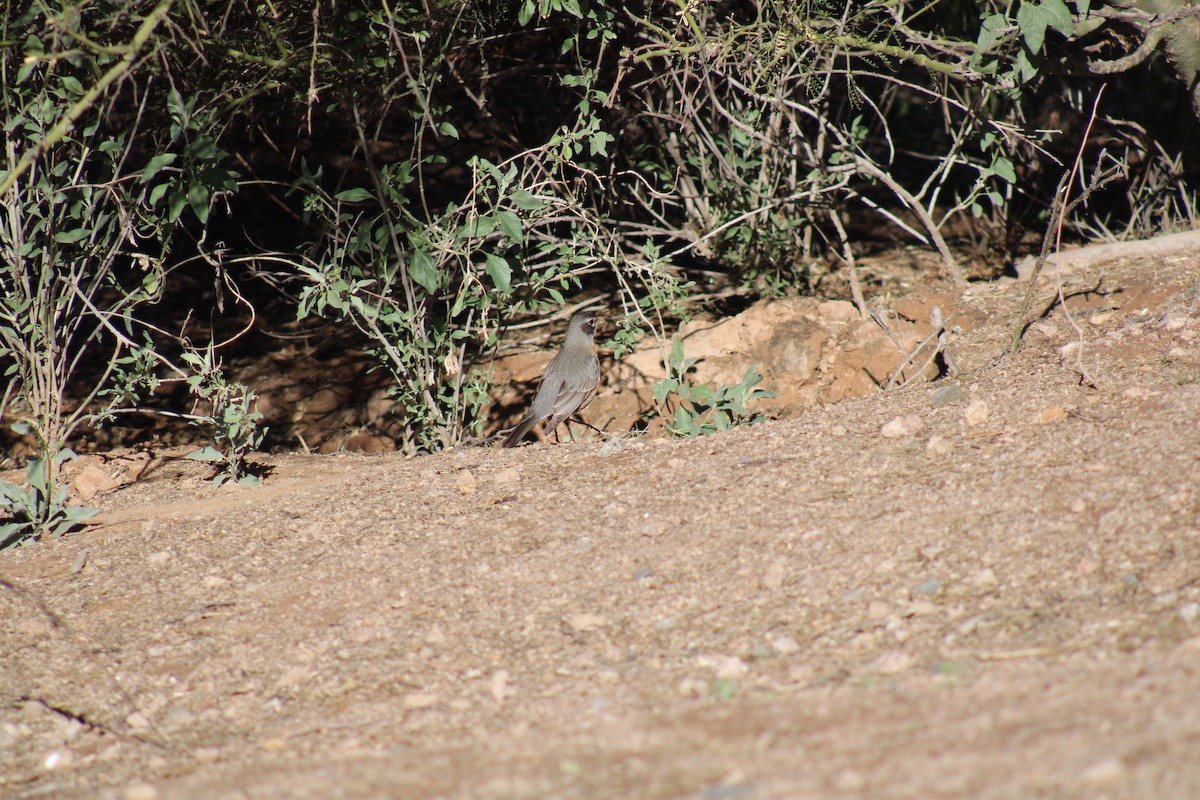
[{"xmin": 570, "ymin": 417, "xmax": 606, "ymax": 437}]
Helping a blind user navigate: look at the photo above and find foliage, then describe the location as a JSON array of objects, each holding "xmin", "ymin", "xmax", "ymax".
[
  {"xmin": 653, "ymin": 339, "xmax": 776, "ymax": 437},
  {"xmin": 0, "ymin": 2, "xmax": 254, "ymax": 540},
  {"xmin": 0, "ymin": 449, "xmax": 97, "ymax": 550},
  {"xmin": 181, "ymin": 348, "xmax": 267, "ymax": 488}
]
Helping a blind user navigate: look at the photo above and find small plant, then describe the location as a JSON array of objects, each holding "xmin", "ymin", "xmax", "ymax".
[
  {"xmin": 181, "ymin": 349, "xmax": 267, "ymax": 488},
  {"xmin": 0, "ymin": 447, "xmax": 97, "ymax": 550},
  {"xmin": 653, "ymin": 338, "xmax": 776, "ymax": 437}
]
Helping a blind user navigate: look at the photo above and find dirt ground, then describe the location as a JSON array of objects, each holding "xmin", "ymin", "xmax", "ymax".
[{"xmin": 3, "ymin": 243, "xmax": 1200, "ymax": 800}]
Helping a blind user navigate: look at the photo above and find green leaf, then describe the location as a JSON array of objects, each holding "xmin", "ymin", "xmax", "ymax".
[
  {"xmin": 186, "ymin": 446, "xmax": 226, "ymax": 463},
  {"xmin": 668, "ymin": 337, "xmax": 685, "ymax": 373},
  {"xmin": 993, "ymin": 155, "xmax": 1017, "ymax": 184},
  {"xmin": 1017, "ymin": 0, "xmax": 1071, "ymax": 53},
  {"xmin": 53, "ymin": 227, "xmax": 88, "ymax": 244},
  {"xmin": 25, "ymin": 458, "xmax": 47, "ymax": 488},
  {"xmin": 510, "ymin": 190, "xmax": 546, "ymax": 211},
  {"xmin": 466, "ymin": 214, "xmax": 496, "ymax": 239},
  {"xmin": 335, "ymin": 188, "xmax": 373, "ymax": 202},
  {"xmin": 409, "ymin": 248, "xmax": 439, "ymax": 294},
  {"xmin": 166, "ymin": 186, "xmax": 186, "ymax": 222},
  {"xmin": 588, "ymin": 130, "xmax": 615, "ymax": 157},
  {"xmin": 652, "ymin": 379, "xmax": 679, "ymax": 402},
  {"xmin": 139, "ymin": 153, "xmax": 176, "ymax": 183},
  {"xmin": 496, "ymin": 210, "xmax": 523, "ymax": 242},
  {"xmin": 188, "ymin": 183, "xmax": 211, "ymax": 223},
  {"xmin": 485, "ymin": 254, "xmax": 512, "ymax": 294},
  {"xmin": 976, "ymin": 13, "xmax": 1007, "ymax": 53},
  {"xmin": 1042, "ymin": 0, "xmax": 1075, "ymax": 36}
]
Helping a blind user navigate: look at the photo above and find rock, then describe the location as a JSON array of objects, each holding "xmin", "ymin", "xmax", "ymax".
[
  {"xmin": 971, "ymin": 568, "xmax": 999, "ymax": 587},
  {"xmin": 492, "ymin": 467, "xmax": 520, "ymax": 487},
  {"xmin": 912, "ymin": 579, "xmax": 942, "ymax": 597},
  {"xmin": 123, "ymin": 783, "xmax": 160, "ymax": 800},
  {"xmin": 455, "ymin": 469, "xmax": 477, "ymax": 495},
  {"xmin": 925, "ymin": 435, "xmax": 953, "ymax": 457},
  {"xmin": 714, "ymin": 656, "xmax": 748, "ymax": 680},
  {"xmin": 1159, "ymin": 313, "xmax": 1189, "ymax": 331},
  {"xmin": 194, "ymin": 747, "xmax": 220, "ymax": 765},
  {"xmin": 1038, "ymin": 406, "xmax": 1068, "ymax": 424},
  {"xmin": 567, "ymin": 613, "xmax": 608, "ymax": 632},
  {"xmin": 881, "ymin": 413, "xmax": 924, "ymax": 438},
  {"xmin": 930, "ymin": 384, "xmax": 964, "ymax": 407},
  {"xmin": 124, "ymin": 712, "xmax": 151, "ymax": 731},
  {"xmin": 875, "ymin": 650, "xmax": 914, "ymax": 674},
  {"xmin": 489, "ymin": 670, "xmax": 509, "ymax": 703},
  {"xmin": 1080, "ymin": 757, "xmax": 1126, "ymax": 786},
  {"xmin": 761, "ymin": 559, "xmax": 787, "ymax": 590},
  {"xmin": 403, "ymin": 693, "xmax": 440, "ymax": 709},
  {"xmin": 72, "ymin": 461, "xmax": 124, "ymax": 500},
  {"xmin": 771, "ymin": 636, "xmax": 801, "ymax": 655},
  {"xmin": 964, "ymin": 400, "xmax": 990, "ymax": 426}
]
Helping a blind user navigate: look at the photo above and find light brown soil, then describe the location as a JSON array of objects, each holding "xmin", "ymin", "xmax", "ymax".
[{"xmin": 4, "ymin": 247, "xmax": 1200, "ymax": 800}]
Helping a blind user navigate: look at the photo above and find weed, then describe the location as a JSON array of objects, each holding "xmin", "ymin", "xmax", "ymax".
[{"xmin": 653, "ymin": 338, "xmax": 776, "ymax": 437}]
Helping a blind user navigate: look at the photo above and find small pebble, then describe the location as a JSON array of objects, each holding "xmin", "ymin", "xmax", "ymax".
[
  {"xmin": 567, "ymin": 613, "xmax": 608, "ymax": 631},
  {"xmin": 1081, "ymin": 757, "xmax": 1126, "ymax": 786},
  {"xmin": 908, "ymin": 600, "xmax": 940, "ymax": 616},
  {"xmin": 964, "ymin": 400, "xmax": 990, "ymax": 426},
  {"xmin": 194, "ymin": 747, "xmax": 220, "ymax": 765},
  {"xmin": 761, "ymin": 559, "xmax": 786, "ymax": 590},
  {"xmin": 881, "ymin": 413, "xmax": 924, "ymax": 438},
  {"xmin": 1038, "ymin": 405, "xmax": 1068, "ymax": 424},
  {"xmin": 124, "ymin": 712, "xmax": 151, "ymax": 731},
  {"xmin": 834, "ymin": 770, "xmax": 866, "ymax": 791},
  {"xmin": 913, "ymin": 579, "xmax": 942, "ymax": 597},
  {"xmin": 771, "ymin": 636, "xmax": 801, "ymax": 655},
  {"xmin": 925, "ymin": 435, "xmax": 953, "ymax": 457},
  {"xmin": 489, "ymin": 670, "xmax": 509, "ymax": 703},
  {"xmin": 714, "ymin": 656, "xmax": 748, "ymax": 680},
  {"xmin": 930, "ymin": 384, "xmax": 964, "ymax": 407},
  {"xmin": 1181, "ymin": 603, "xmax": 1199, "ymax": 623},
  {"xmin": 971, "ymin": 568, "xmax": 998, "ymax": 587},
  {"xmin": 123, "ymin": 783, "xmax": 159, "ymax": 800},
  {"xmin": 403, "ymin": 693, "xmax": 440, "ymax": 709},
  {"xmin": 1159, "ymin": 313, "xmax": 1189, "ymax": 331},
  {"xmin": 492, "ymin": 467, "xmax": 520, "ymax": 487},
  {"xmin": 455, "ymin": 470, "xmax": 477, "ymax": 495},
  {"xmin": 875, "ymin": 651, "xmax": 914, "ymax": 674}
]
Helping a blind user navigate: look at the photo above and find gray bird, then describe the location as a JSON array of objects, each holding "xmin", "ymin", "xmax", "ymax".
[{"xmin": 502, "ymin": 310, "xmax": 601, "ymax": 447}]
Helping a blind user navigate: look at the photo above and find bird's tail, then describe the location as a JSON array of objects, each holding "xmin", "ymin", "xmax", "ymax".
[{"xmin": 501, "ymin": 414, "xmax": 539, "ymax": 448}]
